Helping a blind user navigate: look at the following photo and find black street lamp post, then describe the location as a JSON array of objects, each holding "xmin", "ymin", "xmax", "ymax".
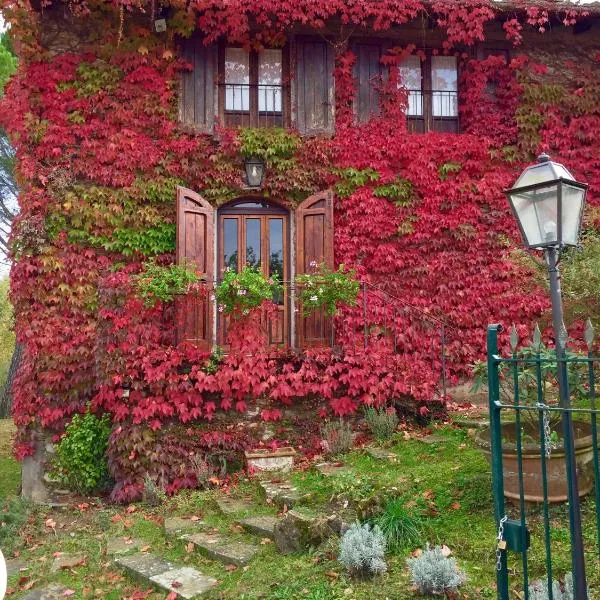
[{"xmin": 505, "ymin": 153, "xmax": 589, "ymax": 598}]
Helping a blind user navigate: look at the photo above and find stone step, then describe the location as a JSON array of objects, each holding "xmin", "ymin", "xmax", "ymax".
[
  {"xmin": 164, "ymin": 516, "xmax": 207, "ymax": 537},
  {"xmin": 365, "ymin": 447, "xmax": 398, "ymax": 461},
  {"xmin": 237, "ymin": 515, "xmax": 280, "ymax": 539},
  {"xmin": 115, "ymin": 552, "xmax": 217, "ymax": 599},
  {"xmin": 107, "ymin": 536, "xmax": 145, "ymax": 555},
  {"xmin": 183, "ymin": 531, "xmax": 259, "ymax": 566},
  {"xmin": 21, "ymin": 585, "xmax": 70, "ymax": 600},
  {"xmin": 215, "ymin": 496, "xmax": 255, "ymax": 516},
  {"xmin": 259, "ymin": 480, "xmax": 310, "ymax": 508}
]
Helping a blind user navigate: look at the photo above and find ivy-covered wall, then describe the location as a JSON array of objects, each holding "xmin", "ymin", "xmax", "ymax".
[{"xmin": 2, "ymin": 0, "xmax": 600, "ymax": 501}]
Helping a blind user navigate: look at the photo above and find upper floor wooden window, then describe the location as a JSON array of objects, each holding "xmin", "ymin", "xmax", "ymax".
[
  {"xmin": 218, "ymin": 46, "xmax": 289, "ymax": 128},
  {"xmin": 398, "ymin": 54, "xmax": 459, "ymax": 133}
]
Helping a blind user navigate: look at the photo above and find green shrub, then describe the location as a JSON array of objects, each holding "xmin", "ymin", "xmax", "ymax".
[
  {"xmin": 370, "ymin": 497, "xmax": 423, "ymax": 552},
  {"xmin": 364, "ymin": 406, "xmax": 399, "ymax": 442},
  {"xmin": 53, "ymin": 410, "xmax": 111, "ymax": 493},
  {"xmin": 135, "ymin": 261, "xmax": 200, "ymax": 306},
  {"xmin": 0, "ymin": 497, "xmax": 30, "ymax": 554}
]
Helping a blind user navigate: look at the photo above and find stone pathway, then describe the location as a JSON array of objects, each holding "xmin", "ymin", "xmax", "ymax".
[{"xmin": 102, "ymin": 474, "xmax": 337, "ymax": 597}]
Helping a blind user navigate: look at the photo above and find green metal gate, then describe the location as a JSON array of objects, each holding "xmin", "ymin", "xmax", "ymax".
[{"xmin": 487, "ymin": 323, "xmax": 600, "ymax": 599}]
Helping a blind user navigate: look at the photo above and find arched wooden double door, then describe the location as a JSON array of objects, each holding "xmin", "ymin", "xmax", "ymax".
[
  {"xmin": 217, "ymin": 199, "xmax": 289, "ymax": 346},
  {"xmin": 176, "ymin": 187, "xmax": 333, "ymax": 350}
]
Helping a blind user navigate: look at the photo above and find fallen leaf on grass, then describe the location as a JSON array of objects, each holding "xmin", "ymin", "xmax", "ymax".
[
  {"xmin": 185, "ymin": 542, "xmax": 194, "ymax": 554},
  {"xmin": 21, "ymin": 579, "xmax": 38, "ymax": 591},
  {"xmin": 450, "ymin": 502, "xmax": 461, "ymax": 510},
  {"xmin": 224, "ymin": 564, "xmax": 237, "ymax": 572},
  {"xmin": 45, "ymin": 518, "xmax": 56, "ymax": 529},
  {"xmin": 325, "ymin": 571, "xmax": 339, "ymax": 579},
  {"xmin": 260, "ymin": 538, "xmax": 272, "ymax": 545},
  {"xmin": 126, "ymin": 505, "xmax": 137, "ymax": 514},
  {"xmin": 140, "ymin": 545, "xmax": 151, "ymax": 553},
  {"xmin": 63, "ymin": 590, "xmax": 76, "ymax": 597},
  {"xmin": 190, "ymin": 515, "xmax": 201, "ymax": 522}
]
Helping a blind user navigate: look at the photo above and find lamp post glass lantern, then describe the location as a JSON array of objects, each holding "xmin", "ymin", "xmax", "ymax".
[
  {"xmin": 244, "ymin": 157, "xmax": 265, "ymax": 188},
  {"xmin": 506, "ymin": 153, "xmax": 587, "ymax": 249},
  {"xmin": 505, "ymin": 153, "xmax": 589, "ymax": 598}
]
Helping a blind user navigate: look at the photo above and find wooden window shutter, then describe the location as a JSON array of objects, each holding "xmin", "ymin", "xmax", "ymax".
[
  {"xmin": 180, "ymin": 36, "xmax": 216, "ymax": 133},
  {"xmin": 176, "ymin": 186, "xmax": 214, "ymax": 349},
  {"xmin": 296, "ymin": 39, "xmax": 334, "ymax": 136},
  {"xmin": 295, "ymin": 190, "xmax": 334, "ymax": 348},
  {"xmin": 355, "ymin": 42, "xmax": 385, "ymax": 123}
]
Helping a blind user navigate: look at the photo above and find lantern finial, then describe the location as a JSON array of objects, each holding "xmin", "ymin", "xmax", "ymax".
[{"xmin": 537, "ymin": 152, "xmax": 550, "ymax": 163}]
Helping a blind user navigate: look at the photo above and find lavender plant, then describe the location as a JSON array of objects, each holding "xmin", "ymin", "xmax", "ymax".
[
  {"xmin": 338, "ymin": 522, "xmax": 387, "ymax": 578},
  {"xmin": 407, "ymin": 544, "xmax": 465, "ymax": 596}
]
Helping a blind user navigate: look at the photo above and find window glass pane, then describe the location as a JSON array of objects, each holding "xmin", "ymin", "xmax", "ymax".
[
  {"xmin": 432, "ymin": 56, "xmax": 458, "ymax": 117},
  {"xmin": 245, "ymin": 218, "xmax": 261, "ymax": 268},
  {"xmin": 398, "ymin": 55, "xmax": 422, "ymax": 116},
  {"xmin": 258, "ymin": 49, "xmax": 282, "ymax": 113},
  {"xmin": 269, "ymin": 218, "xmax": 284, "ymax": 304},
  {"xmin": 223, "ymin": 218, "xmax": 239, "ymax": 272},
  {"xmin": 225, "ymin": 48, "xmax": 250, "ymax": 111}
]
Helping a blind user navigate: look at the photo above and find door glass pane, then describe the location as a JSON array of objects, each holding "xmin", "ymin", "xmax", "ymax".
[
  {"xmin": 258, "ymin": 49, "xmax": 282, "ymax": 112},
  {"xmin": 223, "ymin": 218, "xmax": 239, "ymax": 272},
  {"xmin": 431, "ymin": 56, "xmax": 458, "ymax": 117},
  {"xmin": 398, "ymin": 55, "xmax": 422, "ymax": 116},
  {"xmin": 245, "ymin": 218, "xmax": 261, "ymax": 268},
  {"xmin": 225, "ymin": 47, "xmax": 250, "ymax": 111},
  {"xmin": 269, "ymin": 218, "xmax": 284, "ymax": 304}
]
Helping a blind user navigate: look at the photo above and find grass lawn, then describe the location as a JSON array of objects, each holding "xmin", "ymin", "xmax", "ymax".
[
  {"xmin": 0, "ymin": 418, "xmax": 20, "ymax": 498},
  {"xmin": 1, "ymin": 418, "xmax": 598, "ymax": 599}
]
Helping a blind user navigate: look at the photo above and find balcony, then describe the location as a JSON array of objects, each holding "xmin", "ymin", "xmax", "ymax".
[
  {"xmin": 219, "ymin": 83, "xmax": 287, "ymax": 128},
  {"xmin": 405, "ymin": 89, "xmax": 459, "ymax": 133}
]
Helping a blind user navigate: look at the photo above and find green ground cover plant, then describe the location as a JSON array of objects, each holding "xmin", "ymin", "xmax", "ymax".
[{"xmin": 1, "ymin": 421, "xmax": 598, "ymax": 599}]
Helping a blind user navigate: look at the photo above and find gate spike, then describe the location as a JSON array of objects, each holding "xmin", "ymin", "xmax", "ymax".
[
  {"xmin": 584, "ymin": 318, "xmax": 595, "ymax": 351},
  {"xmin": 510, "ymin": 324, "xmax": 519, "ymax": 353},
  {"xmin": 532, "ymin": 323, "xmax": 542, "ymax": 352}
]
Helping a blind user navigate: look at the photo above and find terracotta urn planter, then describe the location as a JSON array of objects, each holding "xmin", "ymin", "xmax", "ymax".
[{"xmin": 476, "ymin": 420, "xmax": 597, "ymax": 504}]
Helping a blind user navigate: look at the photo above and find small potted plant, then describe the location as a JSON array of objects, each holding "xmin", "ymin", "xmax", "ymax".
[
  {"xmin": 473, "ymin": 331, "xmax": 596, "ymax": 504},
  {"xmin": 295, "ymin": 261, "xmax": 359, "ymax": 316},
  {"xmin": 215, "ymin": 265, "xmax": 282, "ymax": 318}
]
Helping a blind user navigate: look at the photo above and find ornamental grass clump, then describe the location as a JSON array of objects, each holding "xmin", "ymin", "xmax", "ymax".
[
  {"xmin": 321, "ymin": 419, "xmax": 354, "ymax": 456},
  {"xmin": 407, "ymin": 544, "xmax": 465, "ymax": 596},
  {"xmin": 364, "ymin": 405, "xmax": 399, "ymax": 442},
  {"xmin": 338, "ymin": 522, "xmax": 387, "ymax": 578},
  {"xmin": 370, "ymin": 497, "xmax": 423, "ymax": 551}
]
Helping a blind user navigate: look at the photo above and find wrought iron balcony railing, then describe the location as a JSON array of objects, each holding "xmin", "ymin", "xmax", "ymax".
[
  {"xmin": 219, "ymin": 83, "xmax": 286, "ymax": 128},
  {"xmin": 403, "ymin": 89, "xmax": 459, "ymax": 133}
]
